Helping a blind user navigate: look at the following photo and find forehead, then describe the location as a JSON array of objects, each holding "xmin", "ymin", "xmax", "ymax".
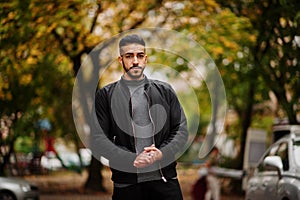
[{"xmin": 120, "ymin": 43, "xmax": 145, "ymax": 55}]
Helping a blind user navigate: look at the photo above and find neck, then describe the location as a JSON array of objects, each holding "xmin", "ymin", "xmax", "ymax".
[{"xmin": 123, "ymin": 73, "xmax": 144, "ymax": 81}]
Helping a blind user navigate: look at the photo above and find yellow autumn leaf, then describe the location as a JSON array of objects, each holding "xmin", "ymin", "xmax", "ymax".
[
  {"xmin": 6, "ymin": 92, "xmax": 13, "ymax": 101},
  {"xmin": 224, "ymin": 40, "xmax": 238, "ymax": 50},
  {"xmin": 30, "ymin": 49, "xmax": 42, "ymax": 57},
  {"xmin": 20, "ymin": 74, "xmax": 32, "ymax": 85},
  {"xmin": 213, "ymin": 46, "xmax": 224, "ymax": 56},
  {"xmin": 3, "ymin": 82, "xmax": 9, "ymax": 89},
  {"xmin": 47, "ymin": 22, "xmax": 58, "ymax": 33},
  {"xmin": 32, "ymin": 97, "xmax": 42, "ymax": 105},
  {"xmin": 47, "ymin": 108, "xmax": 54, "ymax": 115},
  {"xmin": 26, "ymin": 56, "xmax": 37, "ymax": 65},
  {"xmin": 231, "ymin": 73, "xmax": 238, "ymax": 80},
  {"xmin": 36, "ymin": 17, "xmax": 44, "ymax": 23},
  {"xmin": 36, "ymin": 31, "xmax": 43, "ymax": 39},
  {"xmin": 279, "ymin": 17, "xmax": 287, "ymax": 28},
  {"xmin": 249, "ymin": 34, "xmax": 257, "ymax": 43},
  {"xmin": 7, "ymin": 12, "xmax": 16, "ymax": 20}
]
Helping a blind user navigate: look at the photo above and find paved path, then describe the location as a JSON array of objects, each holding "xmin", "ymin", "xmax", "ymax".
[
  {"xmin": 28, "ymin": 167, "xmax": 244, "ymax": 200},
  {"xmin": 40, "ymin": 194, "xmax": 111, "ymax": 200},
  {"xmin": 40, "ymin": 194, "xmax": 243, "ymax": 200}
]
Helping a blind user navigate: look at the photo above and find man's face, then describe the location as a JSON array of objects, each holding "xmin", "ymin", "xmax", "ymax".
[{"xmin": 118, "ymin": 43, "xmax": 147, "ymax": 80}]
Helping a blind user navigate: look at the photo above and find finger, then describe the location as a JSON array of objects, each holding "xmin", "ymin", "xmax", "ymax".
[
  {"xmin": 144, "ymin": 146, "xmax": 157, "ymax": 152},
  {"xmin": 133, "ymin": 159, "xmax": 151, "ymax": 168},
  {"xmin": 134, "ymin": 161, "xmax": 146, "ymax": 168},
  {"xmin": 136, "ymin": 153, "xmax": 152, "ymax": 164},
  {"xmin": 144, "ymin": 144, "xmax": 155, "ymax": 150},
  {"xmin": 134, "ymin": 162, "xmax": 149, "ymax": 168},
  {"xmin": 134, "ymin": 153, "xmax": 155, "ymax": 167}
]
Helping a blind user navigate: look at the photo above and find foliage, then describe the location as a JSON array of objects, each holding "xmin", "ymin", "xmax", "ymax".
[
  {"xmin": 217, "ymin": 0, "xmax": 300, "ymax": 124},
  {"xmin": 0, "ymin": 0, "xmax": 79, "ymax": 175}
]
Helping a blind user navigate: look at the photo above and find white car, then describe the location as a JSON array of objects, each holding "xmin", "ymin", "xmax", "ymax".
[
  {"xmin": 0, "ymin": 176, "xmax": 39, "ymax": 200},
  {"xmin": 246, "ymin": 125, "xmax": 300, "ymax": 200}
]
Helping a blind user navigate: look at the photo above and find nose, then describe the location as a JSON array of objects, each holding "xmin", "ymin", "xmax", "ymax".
[{"xmin": 133, "ymin": 56, "xmax": 139, "ymax": 65}]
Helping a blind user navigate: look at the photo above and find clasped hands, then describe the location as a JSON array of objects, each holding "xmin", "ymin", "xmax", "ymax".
[{"xmin": 133, "ymin": 144, "xmax": 162, "ymax": 168}]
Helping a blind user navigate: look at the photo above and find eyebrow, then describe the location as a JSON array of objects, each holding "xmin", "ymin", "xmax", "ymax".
[{"xmin": 123, "ymin": 52, "xmax": 145, "ymax": 56}]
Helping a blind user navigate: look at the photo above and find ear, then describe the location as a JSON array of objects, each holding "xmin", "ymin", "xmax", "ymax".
[{"xmin": 118, "ymin": 56, "xmax": 123, "ymax": 65}]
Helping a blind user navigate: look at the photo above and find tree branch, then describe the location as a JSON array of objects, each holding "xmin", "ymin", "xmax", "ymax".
[
  {"xmin": 89, "ymin": 2, "xmax": 103, "ymax": 34},
  {"xmin": 51, "ymin": 30, "xmax": 71, "ymax": 58}
]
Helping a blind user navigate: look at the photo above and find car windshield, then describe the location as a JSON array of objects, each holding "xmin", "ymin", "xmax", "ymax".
[{"xmin": 294, "ymin": 140, "xmax": 300, "ymax": 167}]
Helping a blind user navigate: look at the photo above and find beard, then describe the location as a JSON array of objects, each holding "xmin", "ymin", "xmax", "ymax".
[
  {"xmin": 122, "ymin": 61, "xmax": 144, "ymax": 80},
  {"xmin": 126, "ymin": 66, "xmax": 144, "ymax": 79}
]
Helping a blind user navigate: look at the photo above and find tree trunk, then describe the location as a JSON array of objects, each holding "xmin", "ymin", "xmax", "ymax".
[
  {"xmin": 238, "ymin": 81, "xmax": 255, "ymax": 169},
  {"xmin": 72, "ymin": 53, "xmax": 108, "ymax": 192},
  {"xmin": 274, "ymin": 91, "xmax": 298, "ymax": 124},
  {"xmin": 84, "ymin": 156, "xmax": 107, "ymax": 192},
  {"xmin": 230, "ymin": 80, "xmax": 255, "ymax": 194}
]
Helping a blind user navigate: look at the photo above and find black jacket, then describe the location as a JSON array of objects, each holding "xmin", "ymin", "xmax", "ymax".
[{"xmin": 93, "ymin": 76, "xmax": 188, "ymax": 184}]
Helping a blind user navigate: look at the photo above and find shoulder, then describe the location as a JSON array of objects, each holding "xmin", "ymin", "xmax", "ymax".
[
  {"xmin": 97, "ymin": 81, "xmax": 118, "ymax": 93},
  {"xmin": 95, "ymin": 80, "xmax": 119, "ymax": 100},
  {"xmin": 148, "ymin": 79, "xmax": 174, "ymax": 91}
]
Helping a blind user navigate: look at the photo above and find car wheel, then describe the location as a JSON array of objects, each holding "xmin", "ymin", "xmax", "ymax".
[{"xmin": 0, "ymin": 191, "xmax": 16, "ymax": 200}]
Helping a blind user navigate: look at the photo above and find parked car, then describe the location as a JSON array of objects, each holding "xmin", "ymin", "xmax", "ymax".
[
  {"xmin": 245, "ymin": 125, "xmax": 300, "ymax": 200},
  {"xmin": 0, "ymin": 176, "xmax": 39, "ymax": 200}
]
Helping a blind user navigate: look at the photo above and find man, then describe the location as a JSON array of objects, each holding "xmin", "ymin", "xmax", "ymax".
[{"xmin": 94, "ymin": 34, "xmax": 188, "ymax": 200}]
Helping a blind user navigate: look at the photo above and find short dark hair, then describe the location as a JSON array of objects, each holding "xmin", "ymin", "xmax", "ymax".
[{"xmin": 119, "ymin": 34, "xmax": 146, "ymax": 55}]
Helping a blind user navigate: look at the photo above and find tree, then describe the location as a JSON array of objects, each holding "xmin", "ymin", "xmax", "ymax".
[
  {"xmin": 214, "ymin": 0, "xmax": 300, "ymax": 172},
  {"xmin": 0, "ymin": 0, "xmax": 75, "ymax": 174},
  {"xmin": 213, "ymin": 0, "xmax": 300, "ymax": 192},
  {"xmin": 216, "ymin": 0, "xmax": 300, "ymax": 124}
]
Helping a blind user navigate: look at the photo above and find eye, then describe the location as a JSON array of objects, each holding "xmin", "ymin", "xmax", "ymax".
[
  {"xmin": 137, "ymin": 54, "xmax": 145, "ymax": 59},
  {"xmin": 125, "ymin": 54, "xmax": 134, "ymax": 59}
]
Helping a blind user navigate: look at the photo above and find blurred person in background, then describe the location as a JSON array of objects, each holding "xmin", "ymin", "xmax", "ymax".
[{"xmin": 205, "ymin": 147, "xmax": 220, "ymax": 200}]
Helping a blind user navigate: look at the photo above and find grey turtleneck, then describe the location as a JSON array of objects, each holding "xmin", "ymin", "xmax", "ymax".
[{"xmin": 114, "ymin": 76, "xmax": 161, "ymax": 187}]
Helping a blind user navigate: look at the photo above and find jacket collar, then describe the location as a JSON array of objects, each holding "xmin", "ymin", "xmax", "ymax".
[{"xmin": 119, "ymin": 75, "xmax": 150, "ymax": 90}]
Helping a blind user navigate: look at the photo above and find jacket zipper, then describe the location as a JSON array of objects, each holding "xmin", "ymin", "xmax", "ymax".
[
  {"xmin": 129, "ymin": 96, "xmax": 139, "ymax": 178},
  {"xmin": 144, "ymin": 91, "xmax": 167, "ymax": 183},
  {"xmin": 130, "ymin": 96, "xmax": 138, "ymax": 156}
]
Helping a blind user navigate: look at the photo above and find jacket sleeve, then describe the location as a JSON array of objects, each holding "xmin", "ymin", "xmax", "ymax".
[
  {"xmin": 159, "ymin": 86, "xmax": 189, "ymax": 167},
  {"xmin": 91, "ymin": 88, "xmax": 137, "ymax": 173}
]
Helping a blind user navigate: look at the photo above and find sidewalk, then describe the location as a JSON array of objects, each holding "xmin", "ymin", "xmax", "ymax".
[
  {"xmin": 40, "ymin": 194, "xmax": 111, "ymax": 200},
  {"xmin": 25, "ymin": 166, "xmax": 244, "ymax": 200},
  {"xmin": 40, "ymin": 194, "xmax": 243, "ymax": 200}
]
